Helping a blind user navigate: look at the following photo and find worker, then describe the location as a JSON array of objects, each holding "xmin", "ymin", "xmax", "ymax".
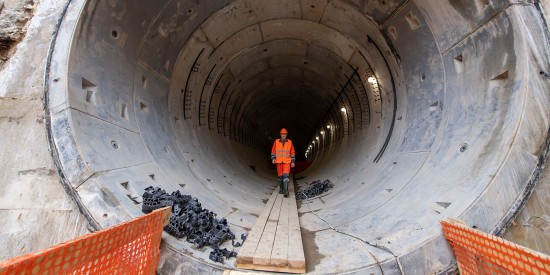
[{"xmin": 271, "ymin": 128, "xmax": 295, "ymax": 197}]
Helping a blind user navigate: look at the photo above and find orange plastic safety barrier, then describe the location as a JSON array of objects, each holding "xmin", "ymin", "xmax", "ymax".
[
  {"xmin": 0, "ymin": 207, "xmax": 171, "ymax": 275},
  {"xmin": 441, "ymin": 218, "xmax": 550, "ymax": 275}
]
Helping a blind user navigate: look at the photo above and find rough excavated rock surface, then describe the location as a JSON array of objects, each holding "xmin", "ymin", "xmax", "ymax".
[{"xmin": 0, "ymin": 0, "xmax": 36, "ymax": 68}]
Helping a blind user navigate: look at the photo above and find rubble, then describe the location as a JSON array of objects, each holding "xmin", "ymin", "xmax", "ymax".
[
  {"xmin": 296, "ymin": 179, "xmax": 334, "ymax": 200},
  {"xmin": 142, "ymin": 186, "xmax": 242, "ymax": 263}
]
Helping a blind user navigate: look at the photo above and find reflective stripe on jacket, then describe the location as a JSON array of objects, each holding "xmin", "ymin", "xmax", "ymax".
[{"xmin": 271, "ymin": 139, "xmax": 295, "ymax": 164}]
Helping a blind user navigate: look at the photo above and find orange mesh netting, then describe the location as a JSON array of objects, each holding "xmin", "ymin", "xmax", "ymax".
[
  {"xmin": 0, "ymin": 207, "xmax": 171, "ymax": 275},
  {"xmin": 441, "ymin": 218, "xmax": 550, "ymax": 275}
]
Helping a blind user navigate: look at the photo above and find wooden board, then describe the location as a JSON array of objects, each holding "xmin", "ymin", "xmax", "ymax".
[
  {"xmin": 237, "ymin": 263, "xmax": 305, "ymax": 274},
  {"xmin": 287, "ymin": 191, "xmax": 306, "ymax": 269},
  {"xmin": 270, "ymin": 195, "xmax": 289, "ymax": 267},
  {"xmin": 253, "ymin": 194, "xmax": 283, "ymax": 265},
  {"xmin": 236, "ymin": 180, "xmax": 306, "ymax": 274},
  {"xmin": 237, "ymin": 191, "xmax": 279, "ymax": 264}
]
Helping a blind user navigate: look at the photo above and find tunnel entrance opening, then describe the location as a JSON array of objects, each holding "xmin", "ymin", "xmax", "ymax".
[{"xmin": 45, "ymin": 0, "xmax": 550, "ymax": 273}]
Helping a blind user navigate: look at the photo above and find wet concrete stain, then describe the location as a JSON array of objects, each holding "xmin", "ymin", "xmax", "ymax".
[
  {"xmin": 301, "ymin": 228, "xmax": 325, "ymax": 272},
  {"xmin": 18, "ymin": 167, "xmax": 55, "ymax": 176}
]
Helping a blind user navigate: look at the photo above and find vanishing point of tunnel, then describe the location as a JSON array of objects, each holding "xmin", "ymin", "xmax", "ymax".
[{"xmin": 40, "ymin": 0, "xmax": 550, "ymax": 274}]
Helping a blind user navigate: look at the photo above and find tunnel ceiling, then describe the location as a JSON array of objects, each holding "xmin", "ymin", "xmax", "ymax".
[
  {"xmin": 165, "ymin": 2, "xmax": 381, "ymax": 155},
  {"xmin": 45, "ymin": 0, "xmax": 550, "ymax": 273}
]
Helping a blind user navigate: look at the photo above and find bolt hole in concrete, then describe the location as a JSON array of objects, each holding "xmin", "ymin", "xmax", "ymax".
[{"xmin": 44, "ymin": 0, "xmax": 550, "ymax": 273}]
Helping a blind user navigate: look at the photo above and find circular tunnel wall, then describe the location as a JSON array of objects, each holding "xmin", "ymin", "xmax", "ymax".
[{"xmin": 45, "ymin": 0, "xmax": 550, "ymax": 273}]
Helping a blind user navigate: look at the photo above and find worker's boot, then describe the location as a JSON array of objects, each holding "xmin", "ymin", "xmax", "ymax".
[
  {"xmin": 282, "ymin": 178, "xmax": 289, "ymax": 197},
  {"xmin": 278, "ymin": 177, "xmax": 283, "ymax": 194}
]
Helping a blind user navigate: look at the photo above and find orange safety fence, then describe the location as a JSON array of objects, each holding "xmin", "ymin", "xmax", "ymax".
[
  {"xmin": 441, "ymin": 218, "xmax": 550, "ymax": 275},
  {"xmin": 0, "ymin": 207, "xmax": 171, "ymax": 275}
]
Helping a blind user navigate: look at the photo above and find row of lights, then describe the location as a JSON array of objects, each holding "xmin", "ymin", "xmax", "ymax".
[
  {"xmin": 305, "ymin": 104, "xmax": 349, "ymax": 157},
  {"xmin": 305, "ymin": 124, "xmax": 332, "ymax": 157},
  {"xmin": 306, "ymin": 74, "xmax": 378, "ymax": 158}
]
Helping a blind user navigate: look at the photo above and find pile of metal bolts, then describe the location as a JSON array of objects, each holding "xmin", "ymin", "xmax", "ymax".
[
  {"xmin": 296, "ymin": 179, "xmax": 334, "ymax": 200},
  {"xmin": 142, "ymin": 186, "xmax": 246, "ymax": 263}
]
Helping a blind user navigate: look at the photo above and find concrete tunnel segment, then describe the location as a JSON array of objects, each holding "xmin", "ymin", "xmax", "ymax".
[{"xmin": 44, "ymin": 0, "xmax": 550, "ymax": 273}]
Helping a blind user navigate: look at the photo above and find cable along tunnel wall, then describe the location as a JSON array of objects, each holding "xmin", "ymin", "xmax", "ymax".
[{"xmin": 45, "ymin": 0, "xmax": 550, "ymax": 273}]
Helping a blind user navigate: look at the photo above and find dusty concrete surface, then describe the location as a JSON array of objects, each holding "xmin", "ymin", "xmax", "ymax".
[
  {"xmin": 0, "ymin": 96, "xmax": 89, "ymax": 261},
  {"xmin": 499, "ymin": 0, "xmax": 550, "ymax": 255},
  {"xmin": 503, "ymin": 147, "xmax": 550, "ymax": 254},
  {"xmin": 0, "ymin": 0, "xmax": 89, "ymax": 262}
]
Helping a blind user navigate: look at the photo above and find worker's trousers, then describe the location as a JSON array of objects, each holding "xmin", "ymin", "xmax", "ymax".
[{"xmin": 276, "ymin": 163, "xmax": 291, "ymax": 178}]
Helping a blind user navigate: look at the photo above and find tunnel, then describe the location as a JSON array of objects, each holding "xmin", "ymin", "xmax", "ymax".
[{"xmin": 44, "ymin": 0, "xmax": 550, "ymax": 273}]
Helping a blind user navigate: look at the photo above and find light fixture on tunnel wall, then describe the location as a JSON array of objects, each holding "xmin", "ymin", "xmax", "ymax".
[
  {"xmin": 367, "ymin": 76, "xmax": 378, "ymax": 85},
  {"xmin": 326, "ymin": 125, "xmax": 331, "ymax": 129},
  {"xmin": 341, "ymin": 107, "xmax": 346, "ymax": 113},
  {"xmin": 316, "ymin": 136, "xmax": 319, "ymax": 140},
  {"xmin": 320, "ymin": 131, "xmax": 324, "ymax": 135}
]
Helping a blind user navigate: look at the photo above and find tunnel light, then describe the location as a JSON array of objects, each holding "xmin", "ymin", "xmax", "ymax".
[
  {"xmin": 320, "ymin": 131, "xmax": 324, "ymax": 135},
  {"xmin": 367, "ymin": 76, "xmax": 378, "ymax": 84},
  {"xmin": 316, "ymin": 136, "xmax": 319, "ymax": 140},
  {"xmin": 341, "ymin": 107, "xmax": 346, "ymax": 113},
  {"xmin": 312, "ymin": 141, "xmax": 315, "ymax": 144},
  {"xmin": 326, "ymin": 125, "xmax": 331, "ymax": 129}
]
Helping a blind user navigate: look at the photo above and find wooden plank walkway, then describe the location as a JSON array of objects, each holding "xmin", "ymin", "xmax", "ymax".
[{"xmin": 236, "ymin": 183, "xmax": 306, "ymax": 273}]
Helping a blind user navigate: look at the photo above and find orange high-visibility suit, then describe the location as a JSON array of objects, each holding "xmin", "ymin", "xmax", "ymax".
[
  {"xmin": 271, "ymin": 138, "xmax": 295, "ymax": 178},
  {"xmin": 271, "ymin": 128, "xmax": 295, "ymax": 197}
]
